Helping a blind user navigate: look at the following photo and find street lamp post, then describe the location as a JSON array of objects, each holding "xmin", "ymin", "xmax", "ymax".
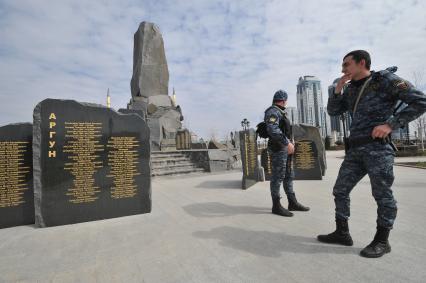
[{"xmin": 241, "ymin": 118, "xmax": 250, "ymax": 131}]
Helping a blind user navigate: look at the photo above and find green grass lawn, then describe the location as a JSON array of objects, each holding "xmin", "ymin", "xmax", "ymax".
[{"xmin": 415, "ymin": 162, "xmax": 426, "ymax": 168}]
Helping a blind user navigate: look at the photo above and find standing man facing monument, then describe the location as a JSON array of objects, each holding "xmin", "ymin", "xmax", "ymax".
[
  {"xmin": 317, "ymin": 50, "xmax": 426, "ymax": 258},
  {"xmin": 264, "ymin": 90, "xmax": 310, "ymax": 217}
]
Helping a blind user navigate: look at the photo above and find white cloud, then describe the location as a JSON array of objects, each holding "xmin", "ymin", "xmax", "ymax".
[{"xmin": 0, "ymin": 0, "xmax": 425, "ymax": 139}]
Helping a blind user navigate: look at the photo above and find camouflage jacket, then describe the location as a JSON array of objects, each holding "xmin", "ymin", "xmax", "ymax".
[
  {"xmin": 264, "ymin": 105, "xmax": 290, "ymax": 149},
  {"xmin": 327, "ymin": 69, "xmax": 426, "ymax": 138}
]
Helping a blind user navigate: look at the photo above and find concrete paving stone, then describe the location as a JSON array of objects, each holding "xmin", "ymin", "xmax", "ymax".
[{"xmin": 0, "ymin": 150, "xmax": 425, "ymax": 283}]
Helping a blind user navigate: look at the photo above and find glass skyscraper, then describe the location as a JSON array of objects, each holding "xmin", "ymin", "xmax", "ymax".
[{"xmin": 296, "ymin": 76, "xmax": 328, "ymax": 137}]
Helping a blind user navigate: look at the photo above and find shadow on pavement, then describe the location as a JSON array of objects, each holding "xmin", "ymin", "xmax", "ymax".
[
  {"xmin": 193, "ymin": 226, "xmax": 358, "ymax": 256},
  {"xmin": 195, "ymin": 180, "xmax": 242, "ymax": 189},
  {"xmin": 183, "ymin": 202, "xmax": 269, "ymax": 217}
]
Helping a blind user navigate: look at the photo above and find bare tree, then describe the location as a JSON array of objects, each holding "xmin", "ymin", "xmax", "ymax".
[{"xmin": 413, "ymin": 70, "xmax": 426, "ymax": 151}]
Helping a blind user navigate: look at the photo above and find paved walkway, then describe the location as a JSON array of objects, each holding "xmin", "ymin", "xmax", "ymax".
[
  {"xmin": 1, "ymin": 151, "xmax": 425, "ymax": 283},
  {"xmin": 394, "ymin": 154, "xmax": 426, "ymax": 165}
]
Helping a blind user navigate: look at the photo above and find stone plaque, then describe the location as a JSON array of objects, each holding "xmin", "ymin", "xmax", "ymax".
[
  {"xmin": 294, "ymin": 139, "xmax": 322, "ymax": 180},
  {"xmin": 176, "ymin": 129, "xmax": 191, "ymax": 150},
  {"xmin": 33, "ymin": 99, "xmax": 151, "ymax": 227},
  {"xmin": 239, "ymin": 129, "xmax": 259, "ymax": 189},
  {"xmin": 293, "ymin": 124, "xmax": 326, "ymax": 176},
  {"xmin": 0, "ymin": 123, "xmax": 34, "ymax": 229},
  {"xmin": 260, "ymin": 149, "xmax": 273, "ymax": 181}
]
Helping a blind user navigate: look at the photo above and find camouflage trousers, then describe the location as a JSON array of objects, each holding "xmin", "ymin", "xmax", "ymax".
[
  {"xmin": 333, "ymin": 143, "xmax": 397, "ymax": 229},
  {"xmin": 269, "ymin": 149, "xmax": 295, "ymax": 199}
]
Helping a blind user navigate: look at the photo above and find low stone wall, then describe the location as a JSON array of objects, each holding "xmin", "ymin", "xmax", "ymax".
[{"xmin": 176, "ymin": 149, "xmax": 240, "ymax": 173}]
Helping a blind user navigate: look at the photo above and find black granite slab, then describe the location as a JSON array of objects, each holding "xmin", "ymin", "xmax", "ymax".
[
  {"xmin": 239, "ymin": 129, "xmax": 259, "ymax": 189},
  {"xmin": 260, "ymin": 149, "xmax": 273, "ymax": 181},
  {"xmin": 33, "ymin": 99, "xmax": 151, "ymax": 227},
  {"xmin": 293, "ymin": 124, "xmax": 326, "ymax": 176},
  {"xmin": 0, "ymin": 123, "xmax": 34, "ymax": 229},
  {"xmin": 293, "ymin": 139, "xmax": 322, "ymax": 180}
]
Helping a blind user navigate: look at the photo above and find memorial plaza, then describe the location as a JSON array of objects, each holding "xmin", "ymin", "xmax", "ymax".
[{"xmin": 0, "ymin": 150, "xmax": 425, "ymax": 283}]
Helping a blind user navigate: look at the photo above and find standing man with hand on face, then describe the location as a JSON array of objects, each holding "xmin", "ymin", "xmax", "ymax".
[
  {"xmin": 317, "ymin": 50, "xmax": 426, "ymax": 258},
  {"xmin": 264, "ymin": 90, "xmax": 310, "ymax": 217}
]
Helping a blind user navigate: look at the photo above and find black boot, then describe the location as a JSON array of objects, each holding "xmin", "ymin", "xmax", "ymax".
[
  {"xmin": 287, "ymin": 194, "xmax": 310, "ymax": 211},
  {"xmin": 317, "ymin": 219, "xmax": 353, "ymax": 246},
  {"xmin": 360, "ymin": 227, "xmax": 391, "ymax": 258},
  {"xmin": 272, "ymin": 197, "xmax": 293, "ymax": 217}
]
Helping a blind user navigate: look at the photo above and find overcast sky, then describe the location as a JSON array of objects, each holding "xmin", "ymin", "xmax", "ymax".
[{"xmin": 1, "ymin": 0, "xmax": 425, "ymax": 139}]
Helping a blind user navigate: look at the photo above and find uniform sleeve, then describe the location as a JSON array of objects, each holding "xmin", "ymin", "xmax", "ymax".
[
  {"xmin": 327, "ymin": 86, "xmax": 347, "ymax": 116},
  {"xmin": 384, "ymin": 74, "xmax": 426, "ymax": 129},
  {"xmin": 264, "ymin": 110, "xmax": 288, "ymax": 145}
]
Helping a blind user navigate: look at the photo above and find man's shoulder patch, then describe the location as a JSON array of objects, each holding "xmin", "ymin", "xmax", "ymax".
[
  {"xmin": 268, "ymin": 115, "xmax": 277, "ymax": 123},
  {"xmin": 369, "ymin": 81, "xmax": 381, "ymax": 91},
  {"xmin": 394, "ymin": 80, "xmax": 409, "ymax": 90}
]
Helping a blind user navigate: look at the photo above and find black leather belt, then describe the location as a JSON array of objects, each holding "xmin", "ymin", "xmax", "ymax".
[{"xmin": 347, "ymin": 136, "xmax": 390, "ymax": 148}]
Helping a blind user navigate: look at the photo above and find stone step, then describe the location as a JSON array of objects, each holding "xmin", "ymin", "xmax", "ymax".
[
  {"xmin": 152, "ymin": 159, "xmax": 193, "ymax": 165},
  {"xmin": 152, "ymin": 167, "xmax": 205, "ymax": 177},
  {"xmin": 152, "ymin": 154, "xmax": 187, "ymax": 159},
  {"xmin": 151, "ymin": 156, "xmax": 189, "ymax": 162},
  {"xmin": 151, "ymin": 151, "xmax": 206, "ymax": 177},
  {"xmin": 152, "ymin": 151, "xmax": 185, "ymax": 155},
  {"xmin": 151, "ymin": 162, "xmax": 195, "ymax": 170},
  {"xmin": 152, "ymin": 160, "xmax": 193, "ymax": 166}
]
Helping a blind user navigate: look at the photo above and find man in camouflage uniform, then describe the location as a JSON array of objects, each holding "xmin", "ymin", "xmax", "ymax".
[
  {"xmin": 264, "ymin": 90, "xmax": 310, "ymax": 217},
  {"xmin": 317, "ymin": 50, "xmax": 426, "ymax": 258}
]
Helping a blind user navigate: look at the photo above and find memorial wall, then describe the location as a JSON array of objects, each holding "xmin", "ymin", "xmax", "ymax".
[
  {"xmin": 33, "ymin": 99, "xmax": 151, "ymax": 227},
  {"xmin": 0, "ymin": 123, "xmax": 34, "ymax": 228},
  {"xmin": 260, "ymin": 149, "xmax": 272, "ymax": 181},
  {"xmin": 239, "ymin": 129, "xmax": 259, "ymax": 189},
  {"xmin": 294, "ymin": 140, "xmax": 322, "ymax": 180}
]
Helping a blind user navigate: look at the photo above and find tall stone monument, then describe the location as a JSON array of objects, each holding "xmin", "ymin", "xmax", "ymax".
[{"xmin": 128, "ymin": 21, "xmax": 183, "ymax": 151}]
